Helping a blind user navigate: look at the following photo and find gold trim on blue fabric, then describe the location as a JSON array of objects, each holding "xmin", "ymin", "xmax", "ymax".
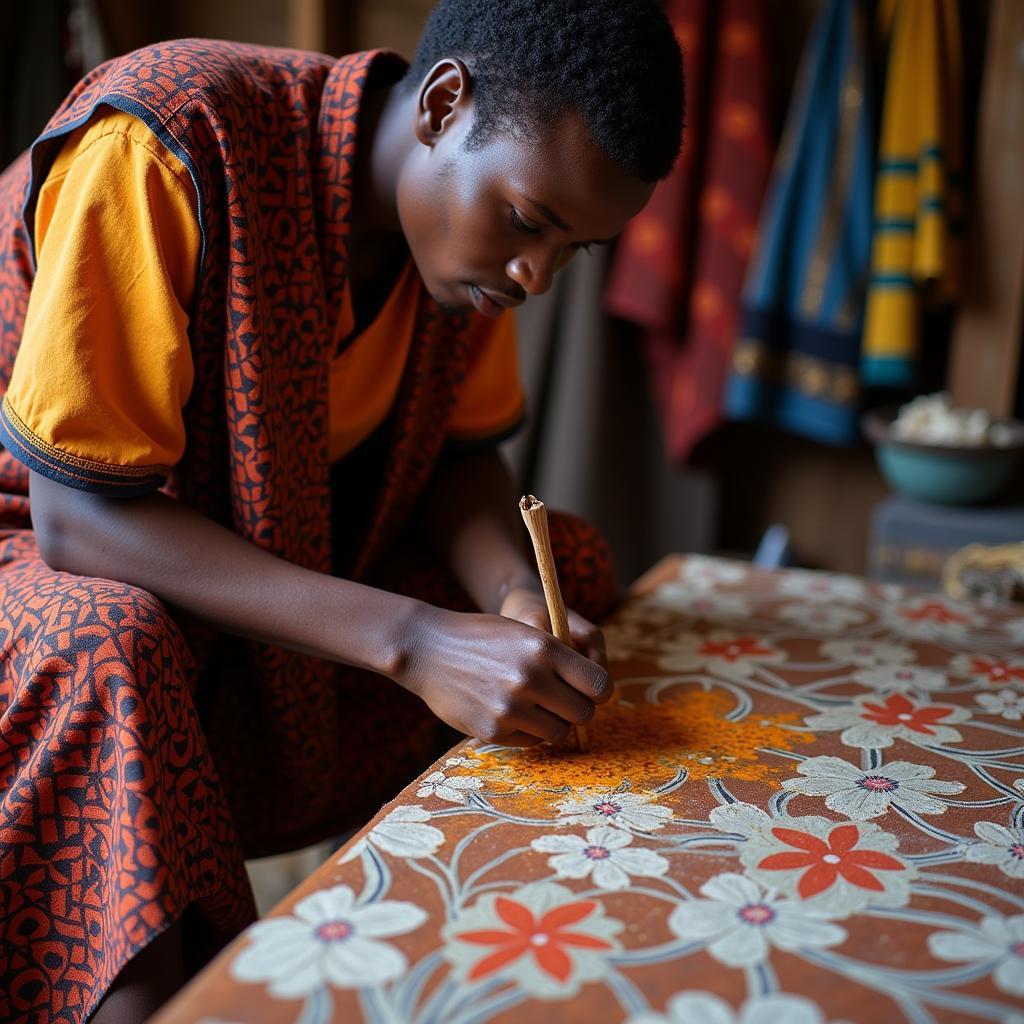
[
  {"xmin": 730, "ymin": 338, "xmax": 859, "ymax": 406},
  {"xmin": 800, "ymin": 4, "xmax": 867, "ymax": 322}
]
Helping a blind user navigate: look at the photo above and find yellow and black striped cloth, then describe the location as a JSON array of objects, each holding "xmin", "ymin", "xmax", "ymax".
[{"xmin": 861, "ymin": 0, "xmax": 964, "ymax": 387}]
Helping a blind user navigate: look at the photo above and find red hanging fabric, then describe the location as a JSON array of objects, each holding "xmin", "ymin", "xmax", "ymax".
[{"xmin": 606, "ymin": 0, "xmax": 772, "ymax": 463}]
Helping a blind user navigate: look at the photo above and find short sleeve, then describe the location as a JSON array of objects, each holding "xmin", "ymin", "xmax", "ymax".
[
  {"xmin": 447, "ymin": 309, "xmax": 526, "ymax": 449},
  {"xmin": 0, "ymin": 111, "xmax": 200, "ymax": 496}
]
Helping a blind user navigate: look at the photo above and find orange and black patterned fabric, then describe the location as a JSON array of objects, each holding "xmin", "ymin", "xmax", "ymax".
[
  {"xmin": 0, "ymin": 42, "xmax": 617, "ymax": 1024},
  {"xmin": 605, "ymin": 0, "xmax": 771, "ymax": 465}
]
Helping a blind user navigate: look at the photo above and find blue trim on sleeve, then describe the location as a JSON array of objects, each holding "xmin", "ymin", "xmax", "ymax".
[{"xmin": 0, "ymin": 400, "xmax": 167, "ymax": 497}]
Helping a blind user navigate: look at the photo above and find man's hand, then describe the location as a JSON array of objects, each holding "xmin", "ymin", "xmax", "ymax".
[
  {"xmin": 395, "ymin": 604, "xmax": 613, "ymax": 747},
  {"xmin": 498, "ymin": 586, "xmax": 608, "ymax": 671}
]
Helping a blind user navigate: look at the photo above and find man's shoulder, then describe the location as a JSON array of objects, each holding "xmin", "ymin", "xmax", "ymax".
[{"xmin": 86, "ymin": 38, "xmax": 343, "ymax": 112}]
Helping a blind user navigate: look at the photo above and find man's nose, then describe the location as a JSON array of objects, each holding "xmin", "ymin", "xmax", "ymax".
[{"xmin": 506, "ymin": 250, "xmax": 557, "ymax": 296}]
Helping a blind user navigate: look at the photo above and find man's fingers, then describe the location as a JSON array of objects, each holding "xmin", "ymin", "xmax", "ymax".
[
  {"xmin": 521, "ymin": 705, "xmax": 574, "ymax": 745},
  {"xmin": 568, "ymin": 612, "xmax": 608, "ymax": 670},
  {"xmin": 533, "ymin": 674, "xmax": 598, "ymax": 726},
  {"xmin": 549, "ymin": 640, "xmax": 612, "ymax": 704},
  {"xmin": 521, "ymin": 611, "xmax": 551, "ymax": 632}
]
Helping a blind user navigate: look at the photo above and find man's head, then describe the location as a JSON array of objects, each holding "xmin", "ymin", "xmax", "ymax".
[{"xmin": 392, "ymin": 0, "xmax": 684, "ymax": 316}]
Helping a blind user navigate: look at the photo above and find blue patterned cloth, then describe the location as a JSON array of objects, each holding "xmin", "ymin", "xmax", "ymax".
[{"xmin": 724, "ymin": 0, "xmax": 874, "ymax": 445}]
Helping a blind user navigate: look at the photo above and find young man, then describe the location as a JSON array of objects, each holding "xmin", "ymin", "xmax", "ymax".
[{"xmin": 0, "ymin": 1, "xmax": 684, "ymax": 1020}]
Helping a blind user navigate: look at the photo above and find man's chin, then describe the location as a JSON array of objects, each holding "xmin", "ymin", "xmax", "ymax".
[
  {"xmin": 418, "ymin": 273, "xmax": 474, "ymax": 316},
  {"xmin": 437, "ymin": 300, "xmax": 473, "ymax": 316},
  {"xmin": 432, "ymin": 285, "xmax": 474, "ymax": 316}
]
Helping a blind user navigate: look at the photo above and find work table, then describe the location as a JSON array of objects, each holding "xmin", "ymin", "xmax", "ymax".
[{"xmin": 155, "ymin": 555, "xmax": 1024, "ymax": 1023}]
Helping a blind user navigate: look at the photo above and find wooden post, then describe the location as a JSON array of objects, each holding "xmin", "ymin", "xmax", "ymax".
[{"xmin": 948, "ymin": 0, "xmax": 1024, "ymax": 416}]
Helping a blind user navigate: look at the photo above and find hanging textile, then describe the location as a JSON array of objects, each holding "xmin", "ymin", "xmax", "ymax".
[
  {"xmin": 860, "ymin": 0, "xmax": 965, "ymax": 387},
  {"xmin": 605, "ymin": 0, "xmax": 771, "ymax": 464},
  {"xmin": 724, "ymin": 0, "xmax": 874, "ymax": 446}
]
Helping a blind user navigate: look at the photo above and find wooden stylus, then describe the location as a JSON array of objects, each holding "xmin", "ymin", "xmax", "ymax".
[{"xmin": 519, "ymin": 494, "xmax": 590, "ymax": 753}]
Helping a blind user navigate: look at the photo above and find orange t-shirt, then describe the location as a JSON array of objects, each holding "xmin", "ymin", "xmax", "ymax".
[{"xmin": 5, "ymin": 110, "xmax": 524, "ymax": 483}]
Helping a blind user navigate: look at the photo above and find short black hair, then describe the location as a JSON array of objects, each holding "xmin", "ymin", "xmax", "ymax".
[{"xmin": 404, "ymin": 0, "xmax": 685, "ymax": 182}]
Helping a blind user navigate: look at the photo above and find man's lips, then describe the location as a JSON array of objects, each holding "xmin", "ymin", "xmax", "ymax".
[{"xmin": 469, "ymin": 284, "xmax": 524, "ymax": 317}]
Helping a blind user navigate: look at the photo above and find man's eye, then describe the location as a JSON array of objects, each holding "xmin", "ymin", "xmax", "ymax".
[{"xmin": 510, "ymin": 207, "xmax": 541, "ymax": 234}]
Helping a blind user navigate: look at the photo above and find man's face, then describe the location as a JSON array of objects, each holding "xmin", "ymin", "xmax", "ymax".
[{"xmin": 396, "ymin": 97, "xmax": 654, "ymax": 317}]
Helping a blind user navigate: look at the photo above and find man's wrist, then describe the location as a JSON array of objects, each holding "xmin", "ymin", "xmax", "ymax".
[
  {"xmin": 319, "ymin": 577, "xmax": 431, "ymax": 682},
  {"xmin": 377, "ymin": 593, "xmax": 436, "ymax": 683}
]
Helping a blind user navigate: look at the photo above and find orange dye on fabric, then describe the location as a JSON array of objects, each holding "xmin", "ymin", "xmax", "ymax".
[{"xmin": 456, "ymin": 689, "xmax": 812, "ymax": 806}]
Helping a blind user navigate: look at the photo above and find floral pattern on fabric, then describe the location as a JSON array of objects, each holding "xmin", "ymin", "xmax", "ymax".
[
  {"xmin": 442, "ymin": 882, "xmax": 623, "ymax": 998},
  {"xmin": 804, "ymin": 692, "xmax": 971, "ymax": 749},
  {"xmin": 231, "ymin": 886, "xmax": 427, "ymax": 995},
  {"xmin": 159, "ymin": 557, "xmax": 1024, "ymax": 1024}
]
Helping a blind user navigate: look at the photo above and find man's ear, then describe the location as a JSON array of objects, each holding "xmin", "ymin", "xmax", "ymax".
[{"xmin": 415, "ymin": 58, "xmax": 471, "ymax": 145}]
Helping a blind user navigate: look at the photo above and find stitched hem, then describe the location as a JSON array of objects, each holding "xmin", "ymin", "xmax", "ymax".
[{"xmin": 0, "ymin": 398, "xmax": 168, "ymax": 496}]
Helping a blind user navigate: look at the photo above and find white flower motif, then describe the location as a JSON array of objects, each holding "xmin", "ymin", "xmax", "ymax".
[
  {"xmin": 648, "ymin": 584, "xmax": 753, "ymax": 623},
  {"xmin": 666, "ymin": 873, "xmax": 846, "ymax": 967},
  {"xmin": 777, "ymin": 603, "xmax": 869, "ymax": 634},
  {"xmin": 555, "ymin": 790, "xmax": 673, "ymax": 832},
  {"xmin": 676, "ymin": 555, "xmax": 748, "ymax": 592},
  {"xmin": 339, "ymin": 805, "xmax": 444, "ymax": 862},
  {"xmin": 628, "ymin": 991, "xmax": 850, "ymax": 1024},
  {"xmin": 851, "ymin": 664, "xmax": 947, "ymax": 694},
  {"xmin": 604, "ymin": 602, "xmax": 679, "ymax": 657},
  {"xmin": 708, "ymin": 802, "xmax": 917, "ymax": 915},
  {"xmin": 531, "ymin": 826, "xmax": 669, "ymax": 890},
  {"xmin": 443, "ymin": 881, "xmax": 623, "ymax": 998},
  {"xmin": 966, "ymin": 821, "xmax": 1024, "ymax": 879},
  {"xmin": 883, "ymin": 596, "xmax": 981, "ymax": 641},
  {"xmin": 416, "ymin": 768, "xmax": 484, "ymax": 804},
  {"xmin": 928, "ymin": 914, "xmax": 1024, "ymax": 996},
  {"xmin": 975, "ymin": 689, "xmax": 1024, "ymax": 720},
  {"xmin": 708, "ymin": 800, "xmax": 780, "ymax": 842},
  {"xmin": 950, "ymin": 653, "xmax": 1024, "ymax": 688},
  {"xmin": 819, "ymin": 638, "xmax": 915, "ymax": 668},
  {"xmin": 782, "ymin": 756, "xmax": 964, "ymax": 820},
  {"xmin": 803, "ymin": 693, "xmax": 969, "ymax": 749},
  {"xmin": 657, "ymin": 630, "xmax": 786, "ymax": 681},
  {"xmin": 778, "ymin": 570, "xmax": 868, "ymax": 604},
  {"xmin": 231, "ymin": 885, "xmax": 426, "ymax": 996}
]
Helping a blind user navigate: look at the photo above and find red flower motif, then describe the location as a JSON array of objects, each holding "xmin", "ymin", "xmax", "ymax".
[
  {"xmin": 860, "ymin": 693, "xmax": 956, "ymax": 735},
  {"xmin": 455, "ymin": 897, "xmax": 613, "ymax": 982},
  {"xmin": 901, "ymin": 601, "xmax": 969, "ymax": 625},
  {"xmin": 758, "ymin": 824, "xmax": 904, "ymax": 899},
  {"xmin": 699, "ymin": 637, "xmax": 775, "ymax": 662},
  {"xmin": 965, "ymin": 657, "xmax": 1024, "ymax": 686}
]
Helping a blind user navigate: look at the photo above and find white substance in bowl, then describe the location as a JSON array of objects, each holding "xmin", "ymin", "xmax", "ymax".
[{"xmin": 891, "ymin": 393, "xmax": 1013, "ymax": 448}]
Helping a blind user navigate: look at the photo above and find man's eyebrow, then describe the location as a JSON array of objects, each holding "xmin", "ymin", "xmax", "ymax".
[
  {"xmin": 520, "ymin": 194, "xmax": 573, "ymax": 233},
  {"xmin": 520, "ymin": 194, "xmax": 616, "ymax": 245},
  {"xmin": 520, "ymin": 193, "xmax": 614, "ymax": 245}
]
